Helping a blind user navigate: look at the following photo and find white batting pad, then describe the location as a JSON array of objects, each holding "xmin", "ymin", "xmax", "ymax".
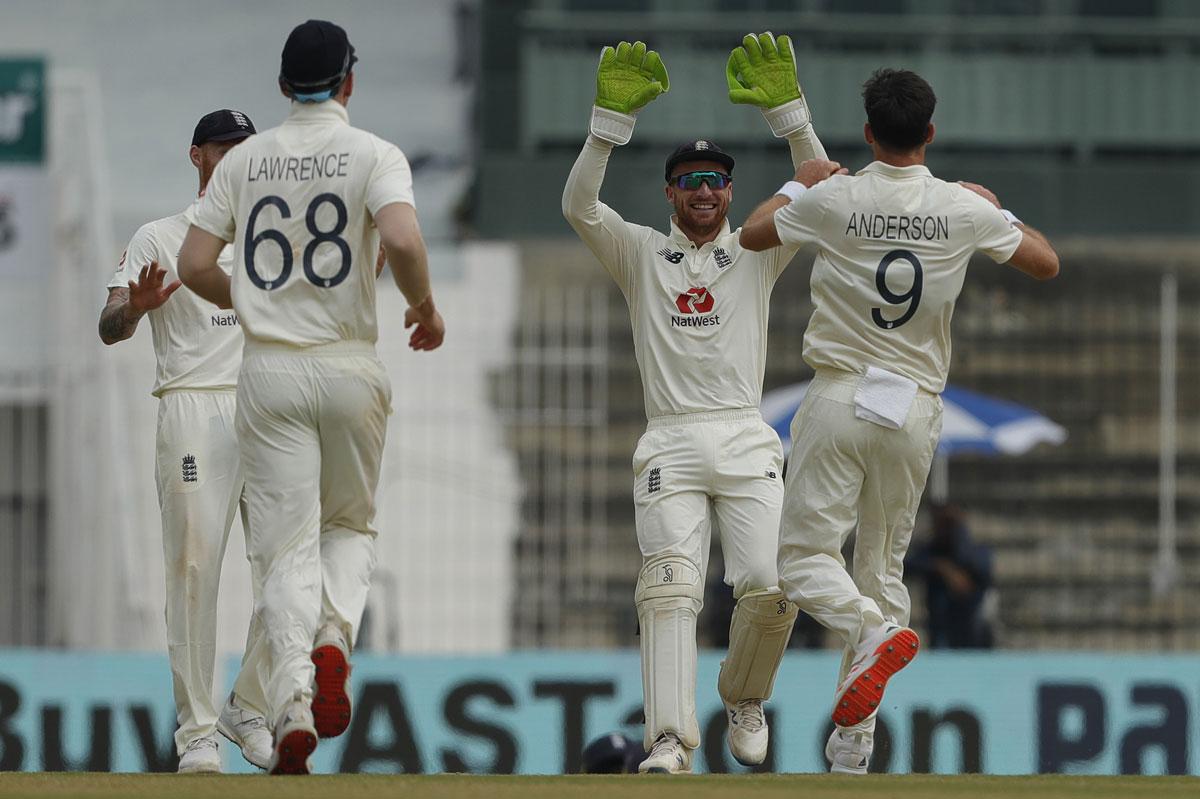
[{"xmin": 635, "ymin": 553, "xmax": 704, "ymax": 749}]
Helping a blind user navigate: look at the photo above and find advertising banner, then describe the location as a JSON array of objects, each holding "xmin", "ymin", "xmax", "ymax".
[
  {"xmin": 0, "ymin": 59, "xmax": 49, "ymax": 373},
  {"xmin": 0, "ymin": 650, "xmax": 1196, "ymax": 775}
]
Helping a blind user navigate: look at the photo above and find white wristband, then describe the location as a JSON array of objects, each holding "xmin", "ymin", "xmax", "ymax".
[
  {"xmin": 776, "ymin": 181, "xmax": 807, "ymax": 203},
  {"xmin": 1000, "ymin": 209, "xmax": 1022, "ymax": 226}
]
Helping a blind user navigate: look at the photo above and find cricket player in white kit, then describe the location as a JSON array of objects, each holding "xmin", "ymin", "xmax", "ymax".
[
  {"xmin": 740, "ymin": 68, "xmax": 1060, "ymax": 774},
  {"xmin": 99, "ymin": 109, "xmax": 272, "ymax": 773},
  {"xmin": 177, "ymin": 20, "xmax": 444, "ymax": 775},
  {"xmin": 563, "ymin": 35, "xmax": 828, "ymax": 773}
]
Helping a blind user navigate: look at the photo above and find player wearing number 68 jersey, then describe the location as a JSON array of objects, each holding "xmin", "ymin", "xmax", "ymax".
[
  {"xmin": 179, "ymin": 19, "xmax": 444, "ymax": 775},
  {"xmin": 739, "ymin": 68, "xmax": 1058, "ymax": 774}
]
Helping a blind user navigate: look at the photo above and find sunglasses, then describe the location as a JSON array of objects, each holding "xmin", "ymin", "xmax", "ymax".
[{"xmin": 671, "ymin": 171, "xmax": 732, "ymax": 190}]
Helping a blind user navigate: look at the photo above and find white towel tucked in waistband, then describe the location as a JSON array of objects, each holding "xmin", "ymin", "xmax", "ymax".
[{"xmin": 853, "ymin": 365, "xmax": 919, "ymax": 430}]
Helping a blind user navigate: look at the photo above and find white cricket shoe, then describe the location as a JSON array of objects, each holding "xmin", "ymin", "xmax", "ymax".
[
  {"xmin": 267, "ymin": 694, "xmax": 318, "ymax": 776},
  {"xmin": 637, "ymin": 732, "xmax": 693, "ymax": 774},
  {"xmin": 725, "ymin": 699, "xmax": 768, "ymax": 766},
  {"xmin": 825, "ymin": 717, "xmax": 875, "ymax": 775},
  {"xmin": 831, "ymin": 624, "xmax": 920, "ymax": 727},
  {"xmin": 311, "ymin": 623, "xmax": 352, "ymax": 739},
  {"xmin": 217, "ymin": 693, "xmax": 273, "ymax": 770},
  {"xmin": 177, "ymin": 734, "xmax": 220, "ymax": 773}
]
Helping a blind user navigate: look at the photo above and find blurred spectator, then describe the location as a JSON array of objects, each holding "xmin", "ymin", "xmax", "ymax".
[{"xmin": 907, "ymin": 505, "xmax": 996, "ymax": 649}]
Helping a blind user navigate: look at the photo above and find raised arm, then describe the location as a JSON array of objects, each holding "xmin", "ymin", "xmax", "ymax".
[
  {"xmin": 739, "ymin": 196, "xmax": 792, "ymax": 252},
  {"xmin": 740, "ymin": 159, "xmax": 846, "ymax": 251},
  {"xmin": 563, "ymin": 40, "xmax": 668, "ymax": 285},
  {"xmin": 959, "ymin": 181, "xmax": 1060, "ymax": 281},
  {"xmin": 100, "ymin": 229, "xmax": 181, "ymax": 344},
  {"xmin": 726, "ymin": 32, "xmax": 829, "ymax": 169},
  {"xmin": 1006, "ymin": 223, "xmax": 1059, "ymax": 280},
  {"xmin": 727, "ymin": 30, "xmax": 834, "ymax": 272},
  {"xmin": 561, "ymin": 135, "xmax": 630, "ymax": 266},
  {"xmin": 375, "ymin": 201, "xmax": 444, "ymax": 351}
]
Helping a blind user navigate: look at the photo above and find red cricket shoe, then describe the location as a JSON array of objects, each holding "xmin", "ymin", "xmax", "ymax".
[
  {"xmin": 311, "ymin": 624, "xmax": 352, "ymax": 738},
  {"xmin": 268, "ymin": 697, "xmax": 317, "ymax": 775},
  {"xmin": 831, "ymin": 625, "xmax": 920, "ymax": 727}
]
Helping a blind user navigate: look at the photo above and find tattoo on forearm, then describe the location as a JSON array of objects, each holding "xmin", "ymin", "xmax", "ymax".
[{"xmin": 99, "ymin": 289, "xmax": 142, "ymax": 342}]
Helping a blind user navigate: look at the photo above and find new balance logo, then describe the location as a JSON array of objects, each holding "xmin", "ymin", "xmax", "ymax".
[
  {"xmin": 182, "ymin": 454, "xmax": 197, "ymax": 483},
  {"xmin": 648, "ymin": 467, "xmax": 661, "ymax": 494},
  {"xmin": 765, "ymin": 470, "xmax": 777, "ymax": 479},
  {"xmin": 714, "ymin": 247, "xmax": 732, "ymax": 269},
  {"xmin": 657, "ymin": 248, "xmax": 684, "ymax": 264}
]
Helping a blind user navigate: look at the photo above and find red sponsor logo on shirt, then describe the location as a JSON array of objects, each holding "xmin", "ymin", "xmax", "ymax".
[{"xmin": 675, "ymin": 287, "xmax": 714, "ymax": 315}]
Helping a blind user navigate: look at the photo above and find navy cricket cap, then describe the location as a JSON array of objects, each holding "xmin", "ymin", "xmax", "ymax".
[
  {"xmin": 581, "ymin": 733, "xmax": 646, "ymax": 774},
  {"xmin": 280, "ymin": 19, "xmax": 357, "ymax": 96},
  {"xmin": 191, "ymin": 109, "xmax": 256, "ymax": 147},
  {"xmin": 664, "ymin": 139, "xmax": 735, "ymax": 182}
]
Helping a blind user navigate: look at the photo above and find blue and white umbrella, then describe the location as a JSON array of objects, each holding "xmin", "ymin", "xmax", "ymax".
[{"xmin": 761, "ymin": 380, "xmax": 1067, "ymax": 456}]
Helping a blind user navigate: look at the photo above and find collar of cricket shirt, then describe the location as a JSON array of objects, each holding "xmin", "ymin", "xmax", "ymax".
[
  {"xmin": 857, "ymin": 161, "xmax": 932, "ymax": 179},
  {"xmin": 668, "ymin": 217, "xmax": 732, "ymax": 253},
  {"xmin": 286, "ymin": 99, "xmax": 350, "ymax": 127}
]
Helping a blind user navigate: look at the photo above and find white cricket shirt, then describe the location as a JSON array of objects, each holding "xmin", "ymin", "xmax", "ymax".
[
  {"xmin": 774, "ymin": 161, "xmax": 1023, "ymax": 394},
  {"xmin": 108, "ymin": 205, "xmax": 241, "ymax": 396},
  {"xmin": 563, "ymin": 136, "xmax": 797, "ymax": 419},
  {"xmin": 191, "ymin": 101, "xmax": 415, "ymax": 347}
]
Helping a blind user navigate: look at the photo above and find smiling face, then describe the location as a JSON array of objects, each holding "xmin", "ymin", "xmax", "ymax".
[{"xmin": 665, "ymin": 159, "xmax": 732, "ymax": 241}]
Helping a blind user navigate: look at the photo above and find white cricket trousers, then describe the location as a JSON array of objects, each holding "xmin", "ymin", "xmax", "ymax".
[
  {"xmin": 633, "ymin": 409, "xmax": 784, "ymax": 744},
  {"xmin": 777, "ymin": 368, "xmax": 942, "ymax": 667},
  {"xmin": 235, "ymin": 341, "xmax": 390, "ymax": 722},
  {"xmin": 634, "ymin": 409, "xmax": 784, "ymax": 593},
  {"xmin": 155, "ymin": 389, "xmax": 269, "ymax": 754}
]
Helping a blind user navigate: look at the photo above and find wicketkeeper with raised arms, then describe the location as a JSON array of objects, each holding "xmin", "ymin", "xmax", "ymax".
[{"xmin": 563, "ymin": 34, "xmax": 835, "ymax": 773}]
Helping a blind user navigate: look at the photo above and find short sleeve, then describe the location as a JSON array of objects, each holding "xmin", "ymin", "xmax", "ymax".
[
  {"xmin": 773, "ymin": 183, "xmax": 829, "ymax": 247},
  {"xmin": 972, "ymin": 198, "xmax": 1023, "ymax": 263},
  {"xmin": 106, "ymin": 224, "xmax": 158, "ymax": 289},
  {"xmin": 191, "ymin": 156, "xmax": 237, "ymax": 242},
  {"xmin": 366, "ymin": 142, "xmax": 415, "ymax": 216}
]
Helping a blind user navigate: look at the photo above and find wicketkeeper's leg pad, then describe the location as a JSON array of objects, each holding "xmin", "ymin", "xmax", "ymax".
[
  {"xmin": 635, "ymin": 553, "xmax": 704, "ymax": 750},
  {"xmin": 718, "ymin": 588, "xmax": 799, "ymax": 706}
]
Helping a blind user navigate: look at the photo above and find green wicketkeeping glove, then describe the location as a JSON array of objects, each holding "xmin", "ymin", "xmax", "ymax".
[
  {"xmin": 726, "ymin": 32, "xmax": 811, "ymax": 137},
  {"xmin": 596, "ymin": 40, "xmax": 670, "ymax": 114},
  {"xmin": 590, "ymin": 41, "xmax": 669, "ymax": 145},
  {"xmin": 727, "ymin": 32, "xmax": 800, "ymax": 107}
]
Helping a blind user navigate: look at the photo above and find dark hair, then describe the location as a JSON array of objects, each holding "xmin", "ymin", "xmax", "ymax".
[{"xmin": 862, "ymin": 68, "xmax": 936, "ymax": 151}]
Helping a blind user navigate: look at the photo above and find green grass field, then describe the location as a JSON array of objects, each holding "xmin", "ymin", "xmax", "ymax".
[{"xmin": 0, "ymin": 773, "xmax": 1196, "ymax": 799}]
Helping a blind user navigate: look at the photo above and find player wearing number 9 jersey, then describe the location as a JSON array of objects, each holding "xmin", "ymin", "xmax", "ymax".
[
  {"xmin": 179, "ymin": 19, "xmax": 444, "ymax": 775},
  {"xmin": 740, "ymin": 68, "xmax": 1058, "ymax": 774}
]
